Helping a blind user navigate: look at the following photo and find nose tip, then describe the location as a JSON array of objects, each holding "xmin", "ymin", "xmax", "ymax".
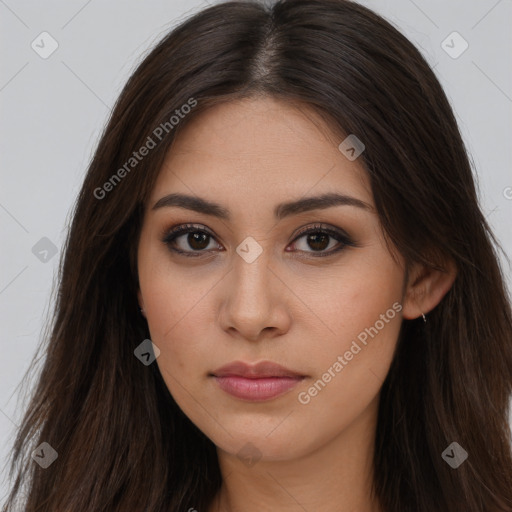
[{"xmin": 218, "ymin": 259, "xmax": 291, "ymax": 341}]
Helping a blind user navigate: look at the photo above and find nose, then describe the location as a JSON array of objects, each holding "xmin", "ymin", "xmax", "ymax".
[{"xmin": 217, "ymin": 250, "xmax": 292, "ymax": 342}]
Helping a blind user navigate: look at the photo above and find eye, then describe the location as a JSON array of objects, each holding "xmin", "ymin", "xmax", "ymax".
[
  {"xmin": 162, "ymin": 223, "xmax": 221, "ymax": 257},
  {"xmin": 288, "ymin": 223, "xmax": 354, "ymax": 257},
  {"xmin": 161, "ymin": 222, "xmax": 355, "ymax": 258}
]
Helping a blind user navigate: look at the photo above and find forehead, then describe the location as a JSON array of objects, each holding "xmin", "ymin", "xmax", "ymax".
[{"xmin": 149, "ymin": 96, "xmax": 373, "ymax": 213}]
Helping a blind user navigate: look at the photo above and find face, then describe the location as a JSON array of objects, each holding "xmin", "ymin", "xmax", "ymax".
[{"xmin": 137, "ymin": 96, "xmax": 407, "ymax": 461}]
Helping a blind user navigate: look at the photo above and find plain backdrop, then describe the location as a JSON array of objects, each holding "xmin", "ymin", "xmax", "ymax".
[{"xmin": 1, "ymin": 0, "xmax": 511, "ymax": 503}]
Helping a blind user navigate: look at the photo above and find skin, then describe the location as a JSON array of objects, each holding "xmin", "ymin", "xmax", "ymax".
[{"xmin": 136, "ymin": 96, "xmax": 456, "ymax": 512}]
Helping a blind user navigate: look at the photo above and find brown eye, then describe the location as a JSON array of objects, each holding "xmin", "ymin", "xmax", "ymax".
[
  {"xmin": 162, "ymin": 224, "xmax": 221, "ymax": 256},
  {"xmin": 304, "ymin": 232, "xmax": 330, "ymax": 251},
  {"xmin": 162, "ymin": 223, "xmax": 355, "ymax": 258},
  {"xmin": 186, "ymin": 232, "xmax": 210, "ymax": 250},
  {"xmin": 289, "ymin": 224, "xmax": 354, "ymax": 257}
]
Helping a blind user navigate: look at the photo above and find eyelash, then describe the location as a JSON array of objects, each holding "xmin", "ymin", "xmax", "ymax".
[{"xmin": 161, "ymin": 223, "xmax": 355, "ymax": 258}]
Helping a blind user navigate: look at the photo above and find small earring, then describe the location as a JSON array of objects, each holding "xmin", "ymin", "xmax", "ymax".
[
  {"xmin": 421, "ymin": 311, "xmax": 427, "ymax": 323},
  {"xmin": 139, "ymin": 307, "xmax": 145, "ymax": 315}
]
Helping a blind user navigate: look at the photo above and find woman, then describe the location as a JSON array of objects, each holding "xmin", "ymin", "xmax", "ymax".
[{"xmin": 3, "ymin": 0, "xmax": 512, "ymax": 510}]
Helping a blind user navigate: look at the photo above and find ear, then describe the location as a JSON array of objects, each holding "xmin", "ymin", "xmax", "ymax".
[
  {"xmin": 401, "ymin": 257, "xmax": 457, "ymax": 320},
  {"xmin": 137, "ymin": 288, "xmax": 146, "ymax": 318}
]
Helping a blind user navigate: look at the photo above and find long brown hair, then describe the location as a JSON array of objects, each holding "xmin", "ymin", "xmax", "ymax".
[{"xmin": 3, "ymin": 0, "xmax": 512, "ymax": 510}]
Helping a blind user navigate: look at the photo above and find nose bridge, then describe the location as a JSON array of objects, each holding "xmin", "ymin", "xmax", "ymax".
[
  {"xmin": 231, "ymin": 243, "xmax": 273, "ymax": 307},
  {"xmin": 218, "ymin": 239, "xmax": 287, "ymax": 339}
]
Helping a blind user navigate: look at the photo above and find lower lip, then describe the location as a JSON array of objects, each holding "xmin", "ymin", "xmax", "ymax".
[{"xmin": 213, "ymin": 376, "xmax": 304, "ymax": 401}]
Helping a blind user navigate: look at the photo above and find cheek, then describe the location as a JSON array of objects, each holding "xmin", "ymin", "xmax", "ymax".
[
  {"xmin": 143, "ymin": 279, "xmax": 207, "ymax": 376},
  {"xmin": 139, "ymin": 237, "xmax": 215, "ymax": 342},
  {"xmin": 139, "ymin": 279, "xmax": 228, "ymax": 417},
  {"xmin": 137, "ymin": 249, "xmax": 203, "ymax": 379},
  {"xmin": 293, "ymin": 303, "xmax": 402, "ymax": 452},
  {"xmin": 293, "ymin": 248, "xmax": 404, "ymax": 414},
  {"xmin": 297, "ymin": 246, "xmax": 404, "ymax": 353},
  {"xmin": 145, "ymin": 284, "xmax": 208, "ymax": 411}
]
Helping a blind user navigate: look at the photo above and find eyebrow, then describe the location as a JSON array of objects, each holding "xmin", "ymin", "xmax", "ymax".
[{"xmin": 152, "ymin": 192, "xmax": 373, "ymax": 220}]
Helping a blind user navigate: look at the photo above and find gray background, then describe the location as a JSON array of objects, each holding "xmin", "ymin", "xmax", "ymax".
[{"xmin": 1, "ymin": 0, "xmax": 511, "ymax": 502}]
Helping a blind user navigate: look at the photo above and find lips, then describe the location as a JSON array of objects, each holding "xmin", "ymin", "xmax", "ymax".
[
  {"xmin": 210, "ymin": 360, "xmax": 306, "ymax": 401},
  {"xmin": 211, "ymin": 360, "xmax": 305, "ymax": 379}
]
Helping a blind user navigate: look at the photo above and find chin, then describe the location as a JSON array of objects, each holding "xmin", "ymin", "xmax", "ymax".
[{"xmin": 207, "ymin": 420, "xmax": 314, "ymax": 462}]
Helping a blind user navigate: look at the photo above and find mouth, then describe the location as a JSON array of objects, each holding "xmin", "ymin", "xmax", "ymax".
[{"xmin": 209, "ymin": 360, "xmax": 307, "ymax": 401}]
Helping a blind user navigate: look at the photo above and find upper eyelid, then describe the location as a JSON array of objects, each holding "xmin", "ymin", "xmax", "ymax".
[{"xmin": 163, "ymin": 222, "xmax": 348, "ymax": 240}]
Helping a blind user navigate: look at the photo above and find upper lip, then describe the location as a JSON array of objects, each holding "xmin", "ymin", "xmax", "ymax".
[{"xmin": 211, "ymin": 360, "xmax": 306, "ymax": 379}]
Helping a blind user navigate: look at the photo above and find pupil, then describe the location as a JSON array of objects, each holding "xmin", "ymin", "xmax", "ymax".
[
  {"xmin": 189, "ymin": 232, "xmax": 209, "ymax": 250},
  {"xmin": 308, "ymin": 233, "xmax": 329, "ymax": 251}
]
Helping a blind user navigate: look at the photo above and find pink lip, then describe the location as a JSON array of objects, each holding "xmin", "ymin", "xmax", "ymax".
[
  {"xmin": 210, "ymin": 360, "xmax": 306, "ymax": 401},
  {"xmin": 213, "ymin": 376, "xmax": 304, "ymax": 401}
]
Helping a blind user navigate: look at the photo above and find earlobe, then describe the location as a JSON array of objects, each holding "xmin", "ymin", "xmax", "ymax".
[{"xmin": 401, "ymin": 258, "xmax": 457, "ymax": 320}]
